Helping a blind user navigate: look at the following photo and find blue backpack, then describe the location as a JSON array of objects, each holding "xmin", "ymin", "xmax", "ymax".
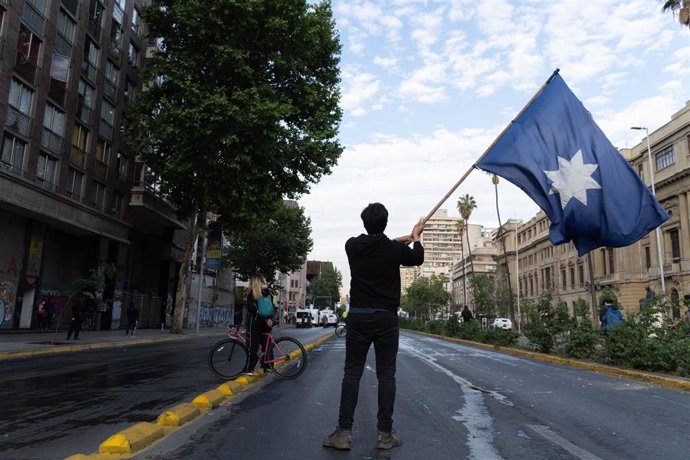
[
  {"xmin": 257, "ymin": 294, "xmax": 274, "ymax": 318},
  {"xmin": 604, "ymin": 307, "xmax": 623, "ymax": 331}
]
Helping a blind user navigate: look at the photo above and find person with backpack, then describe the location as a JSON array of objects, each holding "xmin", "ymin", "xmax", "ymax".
[
  {"xmin": 601, "ymin": 299, "xmax": 623, "ymax": 334},
  {"xmin": 243, "ymin": 273, "xmax": 275, "ymax": 375}
]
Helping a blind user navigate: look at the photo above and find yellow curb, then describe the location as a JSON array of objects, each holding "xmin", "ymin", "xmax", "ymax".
[
  {"xmin": 99, "ymin": 422, "xmax": 164, "ymax": 454},
  {"xmin": 406, "ymin": 329, "xmax": 690, "ymax": 392},
  {"xmin": 235, "ymin": 374, "xmax": 258, "ymax": 385},
  {"xmin": 192, "ymin": 389, "xmax": 226, "ymax": 409},
  {"xmin": 65, "ymin": 454, "xmax": 126, "ymax": 460},
  {"xmin": 156, "ymin": 403, "xmax": 201, "ymax": 427},
  {"xmin": 217, "ymin": 380, "xmax": 243, "ymax": 396}
]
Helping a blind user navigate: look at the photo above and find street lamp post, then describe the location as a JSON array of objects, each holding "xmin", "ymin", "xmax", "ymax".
[{"xmin": 631, "ymin": 126, "xmax": 665, "ymax": 297}]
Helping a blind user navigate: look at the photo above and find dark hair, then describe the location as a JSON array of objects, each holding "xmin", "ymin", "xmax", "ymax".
[{"xmin": 361, "ymin": 203, "xmax": 388, "ymax": 234}]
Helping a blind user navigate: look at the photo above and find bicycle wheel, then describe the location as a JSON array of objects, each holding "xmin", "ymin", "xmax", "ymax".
[
  {"xmin": 335, "ymin": 324, "xmax": 346, "ymax": 338},
  {"xmin": 268, "ymin": 336, "xmax": 307, "ymax": 379},
  {"xmin": 208, "ymin": 338, "xmax": 249, "ymax": 379}
]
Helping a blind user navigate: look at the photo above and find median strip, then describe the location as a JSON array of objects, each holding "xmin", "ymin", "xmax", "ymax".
[{"xmin": 64, "ymin": 332, "xmax": 335, "ymax": 459}]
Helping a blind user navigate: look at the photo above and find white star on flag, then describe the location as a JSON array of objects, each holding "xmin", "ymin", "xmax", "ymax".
[{"xmin": 544, "ymin": 149, "xmax": 601, "ymax": 209}]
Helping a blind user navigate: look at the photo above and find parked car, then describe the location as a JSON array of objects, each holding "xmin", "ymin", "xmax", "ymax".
[{"xmin": 491, "ymin": 317, "xmax": 512, "ymax": 330}]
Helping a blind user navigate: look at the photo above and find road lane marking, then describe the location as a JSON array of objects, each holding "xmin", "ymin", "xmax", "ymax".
[
  {"xmin": 527, "ymin": 425, "xmax": 602, "ymax": 460},
  {"xmin": 400, "ymin": 337, "xmax": 505, "ymax": 460}
]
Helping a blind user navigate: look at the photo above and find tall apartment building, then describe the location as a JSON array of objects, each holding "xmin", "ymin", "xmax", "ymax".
[
  {"xmin": 505, "ymin": 100, "xmax": 690, "ymax": 321},
  {"xmin": 0, "ymin": 0, "xmax": 187, "ymax": 331}
]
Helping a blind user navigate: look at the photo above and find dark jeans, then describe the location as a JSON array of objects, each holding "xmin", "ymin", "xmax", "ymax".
[
  {"xmin": 338, "ymin": 310, "xmax": 399, "ymax": 432},
  {"xmin": 66, "ymin": 319, "xmax": 81, "ymax": 339},
  {"xmin": 246, "ymin": 315, "xmax": 271, "ymax": 372}
]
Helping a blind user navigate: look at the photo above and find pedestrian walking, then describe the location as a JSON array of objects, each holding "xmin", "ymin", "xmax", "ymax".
[
  {"xmin": 601, "ymin": 298, "xmax": 623, "ymax": 335},
  {"xmin": 125, "ymin": 303, "xmax": 139, "ymax": 336},
  {"xmin": 66, "ymin": 296, "xmax": 86, "ymax": 340},
  {"xmin": 323, "ymin": 203, "xmax": 425, "ymax": 451}
]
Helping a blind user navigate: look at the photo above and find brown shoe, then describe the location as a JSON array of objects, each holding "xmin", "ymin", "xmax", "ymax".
[
  {"xmin": 377, "ymin": 430, "xmax": 402, "ymax": 450},
  {"xmin": 323, "ymin": 427, "xmax": 352, "ymax": 450}
]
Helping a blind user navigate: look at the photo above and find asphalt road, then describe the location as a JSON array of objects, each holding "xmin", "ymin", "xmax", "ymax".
[
  {"xmin": 135, "ymin": 331, "xmax": 690, "ymax": 460},
  {"xmin": 0, "ymin": 327, "xmax": 329, "ymax": 460}
]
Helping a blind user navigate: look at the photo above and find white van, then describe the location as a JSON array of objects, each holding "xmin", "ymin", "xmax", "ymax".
[
  {"xmin": 319, "ymin": 309, "xmax": 338, "ymax": 327},
  {"xmin": 295, "ymin": 309, "xmax": 315, "ymax": 328}
]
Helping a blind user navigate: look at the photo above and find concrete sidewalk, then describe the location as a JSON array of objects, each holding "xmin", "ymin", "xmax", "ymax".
[{"xmin": 0, "ymin": 327, "xmax": 228, "ymax": 361}]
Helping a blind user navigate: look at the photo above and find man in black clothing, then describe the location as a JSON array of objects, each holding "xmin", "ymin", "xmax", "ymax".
[
  {"xmin": 324, "ymin": 203, "xmax": 424, "ymax": 451},
  {"xmin": 461, "ymin": 305, "xmax": 473, "ymax": 322}
]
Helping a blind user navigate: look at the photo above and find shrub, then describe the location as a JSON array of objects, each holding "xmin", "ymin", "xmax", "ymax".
[
  {"xmin": 456, "ymin": 320, "xmax": 486, "ymax": 342},
  {"xmin": 564, "ymin": 324, "xmax": 600, "ymax": 359},
  {"xmin": 484, "ymin": 328, "xmax": 519, "ymax": 347},
  {"xmin": 425, "ymin": 320, "xmax": 445, "ymax": 335},
  {"xmin": 522, "ymin": 295, "xmax": 570, "ymax": 353},
  {"xmin": 444, "ymin": 316, "xmax": 462, "ymax": 337}
]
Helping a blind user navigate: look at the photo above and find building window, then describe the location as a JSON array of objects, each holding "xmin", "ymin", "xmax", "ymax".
[
  {"xmin": 56, "ymin": 9, "xmax": 76, "ymax": 56},
  {"xmin": 17, "ymin": 23, "xmax": 42, "ymax": 66},
  {"xmin": 36, "ymin": 153, "xmax": 59, "ymax": 188},
  {"xmin": 608, "ymin": 249, "xmax": 615, "ymax": 274},
  {"xmin": 116, "ymin": 152, "xmax": 129, "ymax": 180},
  {"xmin": 66, "ymin": 168, "xmax": 84, "ymax": 199},
  {"xmin": 578, "ymin": 264, "xmax": 584, "ymax": 286},
  {"xmin": 83, "ymin": 37, "xmax": 100, "ymax": 81},
  {"xmin": 100, "ymin": 101, "xmax": 115, "ymax": 138},
  {"xmin": 131, "ymin": 7, "xmax": 140, "ymax": 35},
  {"xmin": 128, "ymin": 41, "xmax": 139, "ymax": 67},
  {"xmin": 9, "ymin": 79, "xmax": 34, "ymax": 115},
  {"xmin": 43, "ymin": 104, "xmax": 64, "ymax": 135},
  {"xmin": 92, "ymin": 180, "xmax": 107, "ymax": 210},
  {"xmin": 1, "ymin": 134, "xmax": 27, "ymax": 172},
  {"xmin": 655, "ymin": 145, "xmax": 675, "ymax": 171},
  {"xmin": 94, "ymin": 139, "xmax": 110, "ymax": 180},
  {"xmin": 112, "ymin": 191, "xmax": 124, "ymax": 218},
  {"xmin": 70, "ymin": 123, "xmax": 89, "ymax": 168},
  {"xmin": 104, "ymin": 61, "xmax": 119, "ymax": 100},
  {"xmin": 570, "ymin": 266, "xmax": 575, "ymax": 287},
  {"xmin": 561, "ymin": 269, "xmax": 566, "ymax": 289},
  {"xmin": 77, "ymin": 79, "xmax": 95, "ymax": 124},
  {"xmin": 645, "ymin": 246, "xmax": 651, "ymax": 269},
  {"xmin": 670, "ymin": 229, "xmax": 680, "ymax": 263},
  {"xmin": 113, "ymin": 0, "xmax": 126, "ymax": 23}
]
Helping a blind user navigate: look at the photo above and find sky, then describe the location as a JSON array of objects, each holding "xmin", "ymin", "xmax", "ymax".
[{"xmin": 299, "ymin": 0, "xmax": 690, "ymax": 295}]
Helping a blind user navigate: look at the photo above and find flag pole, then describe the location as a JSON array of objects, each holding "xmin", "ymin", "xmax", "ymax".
[{"xmin": 421, "ymin": 69, "xmax": 561, "ymax": 225}]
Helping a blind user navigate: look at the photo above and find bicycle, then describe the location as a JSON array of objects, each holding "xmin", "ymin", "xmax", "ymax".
[
  {"xmin": 335, "ymin": 322, "xmax": 346, "ymax": 338},
  {"xmin": 208, "ymin": 324, "xmax": 308, "ymax": 380}
]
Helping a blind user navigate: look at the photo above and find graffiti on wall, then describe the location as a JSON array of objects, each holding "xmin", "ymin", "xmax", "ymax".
[
  {"xmin": 199, "ymin": 303, "xmax": 234, "ymax": 327},
  {"xmin": 0, "ymin": 256, "xmax": 20, "ymax": 327}
]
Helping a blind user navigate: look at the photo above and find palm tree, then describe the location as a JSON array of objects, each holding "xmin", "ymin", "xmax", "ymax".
[
  {"xmin": 457, "ymin": 194, "xmax": 476, "ymax": 284},
  {"xmin": 662, "ymin": 0, "xmax": 690, "ymax": 26},
  {"xmin": 491, "ymin": 175, "xmax": 515, "ymax": 324},
  {"xmin": 456, "ymin": 218, "xmax": 468, "ymax": 307}
]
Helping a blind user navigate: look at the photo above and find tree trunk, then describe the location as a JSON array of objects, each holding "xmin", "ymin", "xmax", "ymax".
[{"xmin": 171, "ymin": 207, "xmax": 204, "ymax": 334}]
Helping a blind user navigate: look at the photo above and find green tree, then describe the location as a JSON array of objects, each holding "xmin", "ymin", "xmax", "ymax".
[
  {"xmin": 491, "ymin": 174, "xmax": 515, "ymax": 323},
  {"xmin": 308, "ymin": 263, "xmax": 342, "ymax": 309},
  {"xmin": 455, "ymin": 218, "xmax": 467, "ymax": 307},
  {"xmin": 403, "ymin": 274, "xmax": 450, "ymax": 320},
  {"xmin": 130, "ymin": 0, "xmax": 342, "ymax": 332},
  {"xmin": 457, "ymin": 194, "xmax": 477, "ymax": 284},
  {"xmin": 223, "ymin": 201, "xmax": 313, "ymax": 282}
]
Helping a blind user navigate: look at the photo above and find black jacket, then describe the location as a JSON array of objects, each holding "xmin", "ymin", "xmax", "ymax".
[{"xmin": 346, "ymin": 233, "xmax": 424, "ymax": 312}]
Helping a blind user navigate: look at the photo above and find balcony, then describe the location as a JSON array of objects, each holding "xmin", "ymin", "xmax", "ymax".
[
  {"xmin": 70, "ymin": 148, "xmax": 86, "ymax": 168},
  {"xmin": 22, "ymin": 1, "xmax": 47, "ymax": 36},
  {"xmin": 40, "ymin": 128, "xmax": 64, "ymax": 155},
  {"xmin": 14, "ymin": 52, "xmax": 41, "ymax": 86},
  {"xmin": 6, "ymin": 106, "xmax": 33, "ymax": 138}
]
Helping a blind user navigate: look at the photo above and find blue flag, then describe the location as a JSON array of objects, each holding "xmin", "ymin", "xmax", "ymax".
[{"xmin": 475, "ymin": 73, "xmax": 668, "ymax": 256}]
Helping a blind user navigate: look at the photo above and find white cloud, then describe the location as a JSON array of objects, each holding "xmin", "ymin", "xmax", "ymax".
[{"xmin": 341, "ymin": 69, "xmax": 382, "ymax": 116}]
